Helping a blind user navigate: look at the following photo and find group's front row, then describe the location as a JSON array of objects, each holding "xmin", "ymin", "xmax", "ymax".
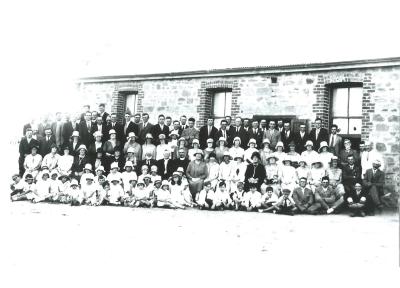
[{"xmin": 10, "ymin": 163, "xmax": 372, "ymax": 217}]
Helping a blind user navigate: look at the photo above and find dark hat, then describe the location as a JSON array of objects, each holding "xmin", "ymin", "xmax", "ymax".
[
  {"xmin": 50, "ymin": 143, "xmax": 58, "ymax": 149},
  {"xmin": 31, "ymin": 145, "xmax": 39, "ymax": 151},
  {"xmin": 251, "ymin": 151, "xmax": 261, "ymax": 160},
  {"xmin": 208, "ymin": 152, "xmax": 217, "ymax": 159},
  {"xmin": 102, "ymin": 181, "xmax": 110, "ymax": 188},
  {"xmin": 96, "ymin": 148, "xmax": 103, "ymax": 154},
  {"xmin": 25, "ymin": 174, "xmax": 34, "ymax": 181},
  {"xmin": 58, "ymin": 175, "xmax": 70, "ymax": 181},
  {"xmin": 114, "ymin": 146, "xmax": 122, "ymax": 153},
  {"xmin": 62, "ymin": 144, "xmax": 70, "ymax": 151}
]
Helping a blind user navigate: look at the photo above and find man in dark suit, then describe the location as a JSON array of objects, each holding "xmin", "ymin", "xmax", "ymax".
[
  {"xmin": 151, "ymin": 114, "xmax": 170, "ymax": 141},
  {"xmin": 108, "ymin": 113, "xmax": 124, "ymax": 144},
  {"xmin": 230, "ymin": 117, "xmax": 249, "ymax": 148},
  {"xmin": 199, "ymin": 118, "xmax": 218, "ymax": 149},
  {"xmin": 99, "ymin": 103, "xmax": 110, "ymax": 124},
  {"xmin": 62, "ymin": 114, "xmax": 79, "ymax": 145},
  {"xmin": 157, "ymin": 150, "xmax": 174, "ymax": 180},
  {"xmin": 39, "ymin": 127, "xmax": 56, "ymax": 157},
  {"xmin": 362, "ymin": 159, "xmax": 385, "ymax": 213},
  {"xmin": 51, "ymin": 112, "xmax": 64, "ymax": 148},
  {"xmin": 138, "ymin": 113, "xmax": 154, "ymax": 144},
  {"xmin": 342, "ymin": 155, "xmax": 362, "ymax": 194},
  {"xmin": 179, "ymin": 115, "xmax": 188, "ymax": 130},
  {"xmin": 123, "ymin": 113, "xmax": 139, "ymax": 143},
  {"xmin": 339, "ymin": 139, "xmax": 360, "ymax": 167},
  {"xmin": 308, "ymin": 117, "xmax": 329, "ymax": 151},
  {"xmin": 137, "ymin": 151, "xmax": 157, "ymax": 175},
  {"xmin": 18, "ymin": 128, "xmax": 40, "ymax": 176},
  {"xmin": 293, "ymin": 123, "xmax": 309, "ymax": 154},
  {"xmin": 173, "ymin": 148, "xmax": 190, "ymax": 173},
  {"xmin": 171, "ymin": 120, "xmax": 183, "ymax": 138},
  {"xmin": 79, "ymin": 111, "xmax": 94, "ymax": 147},
  {"xmin": 327, "ymin": 124, "xmax": 342, "ymax": 156},
  {"xmin": 80, "ymin": 105, "xmax": 91, "ymax": 122},
  {"xmin": 215, "ymin": 120, "xmax": 232, "ymax": 147},
  {"xmin": 292, "ymin": 177, "xmax": 314, "ymax": 213},
  {"xmin": 280, "ymin": 122, "xmax": 294, "ymax": 152},
  {"xmin": 91, "ymin": 116, "xmax": 108, "ymax": 142},
  {"xmin": 248, "ymin": 120, "xmax": 264, "ymax": 148},
  {"xmin": 344, "ymin": 182, "xmax": 371, "ymax": 217}
]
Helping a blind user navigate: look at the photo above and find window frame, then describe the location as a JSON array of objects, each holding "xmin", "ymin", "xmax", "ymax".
[{"xmin": 211, "ymin": 88, "xmax": 233, "ymax": 119}]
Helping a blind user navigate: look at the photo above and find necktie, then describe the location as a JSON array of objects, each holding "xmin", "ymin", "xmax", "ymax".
[
  {"xmin": 330, "ymin": 135, "xmax": 334, "ymax": 147},
  {"xmin": 208, "ymin": 126, "xmax": 211, "ymax": 136},
  {"xmin": 253, "ymin": 129, "xmax": 256, "ymax": 134},
  {"xmin": 286, "ymin": 131, "xmax": 289, "ymax": 138},
  {"xmin": 236, "ymin": 127, "xmax": 239, "ymax": 133}
]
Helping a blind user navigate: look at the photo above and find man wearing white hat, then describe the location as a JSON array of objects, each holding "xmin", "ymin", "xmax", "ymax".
[{"xmin": 362, "ymin": 159, "xmax": 385, "ymax": 213}]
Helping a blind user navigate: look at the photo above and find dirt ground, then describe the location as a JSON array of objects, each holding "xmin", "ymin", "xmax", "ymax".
[{"xmin": 1, "ymin": 199, "xmax": 399, "ymax": 287}]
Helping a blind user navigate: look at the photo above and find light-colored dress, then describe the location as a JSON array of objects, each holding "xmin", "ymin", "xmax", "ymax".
[
  {"xmin": 215, "ymin": 146, "xmax": 229, "ymax": 163},
  {"xmin": 156, "ymin": 144, "xmax": 170, "ymax": 160},
  {"xmin": 141, "ymin": 143, "xmax": 156, "ymax": 160},
  {"xmin": 319, "ymin": 151, "xmax": 334, "ymax": 170},
  {"xmin": 260, "ymin": 148, "xmax": 274, "ymax": 166},
  {"xmin": 205, "ymin": 162, "xmax": 220, "ymax": 190},
  {"xmin": 229, "ymin": 146, "xmax": 245, "ymax": 161}
]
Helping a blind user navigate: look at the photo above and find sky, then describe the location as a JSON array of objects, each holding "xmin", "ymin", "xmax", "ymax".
[{"xmin": 1, "ymin": 0, "xmax": 400, "ymax": 139}]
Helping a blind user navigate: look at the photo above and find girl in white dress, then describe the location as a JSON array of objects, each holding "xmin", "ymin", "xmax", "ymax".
[{"xmin": 205, "ymin": 153, "xmax": 220, "ymax": 190}]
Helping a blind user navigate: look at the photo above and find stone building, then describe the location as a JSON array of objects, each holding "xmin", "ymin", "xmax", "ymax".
[{"xmin": 77, "ymin": 57, "xmax": 400, "ymax": 205}]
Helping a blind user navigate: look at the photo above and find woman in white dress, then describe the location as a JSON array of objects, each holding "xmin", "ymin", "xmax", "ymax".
[
  {"xmin": 205, "ymin": 152, "xmax": 220, "ymax": 190},
  {"xmin": 229, "ymin": 137, "xmax": 245, "ymax": 161},
  {"xmin": 244, "ymin": 138, "xmax": 258, "ymax": 164},
  {"xmin": 318, "ymin": 141, "xmax": 334, "ymax": 170},
  {"xmin": 57, "ymin": 145, "xmax": 74, "ymax": 176},
  {"xmin": 155, "ymin": 134, "xmax": 169, "ymax": 161},
  {"xmin": 141, "ymin": 133, "xmax": 156, "ymax": 160}
]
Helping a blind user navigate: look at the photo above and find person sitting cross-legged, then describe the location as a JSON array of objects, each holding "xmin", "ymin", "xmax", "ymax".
[
  {"xmin": 309, "ymin": 176, "xmax": 344, "ymax": 214},
  {"xmin": 292, "ymin": 177, "xmax": 314, "ymax": 214},
  {"xmin": 345, "ymin": 182, "xmax": 370, "ymax": 217}
]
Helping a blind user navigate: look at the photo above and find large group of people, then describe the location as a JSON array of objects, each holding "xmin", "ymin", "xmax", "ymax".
[{"xmin": 12, "ymin": 104, "xmax": 389, "ymax": 217}]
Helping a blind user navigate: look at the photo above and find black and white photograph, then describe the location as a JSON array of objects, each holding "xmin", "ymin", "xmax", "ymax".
[{"xmin": 2, "ymin": 0, "xmax": 400, "ymax": 286}]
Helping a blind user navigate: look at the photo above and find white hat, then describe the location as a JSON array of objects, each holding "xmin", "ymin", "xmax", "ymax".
[
  {"xmin": 298, "ymin": 156, "xmax": 308, "ymax": 165},
  {"xmin": 108, "ymin": 174, "xmax": 120, "ymax": 183},
  {"xmin": 223, "ymin": 151, "xmax": 232, "ymax": 159},
  {"xmin": 41, "ymin": 170, "xmax": 50, "ymax": 177},
  {"xmin": 109, "ymin": 129, "xmax": 116, "ymax": 135},
  {"xmin": 192, "ymin": 138, "xmax": 199, "ymax": 144},
  {"xmin": 85, "ymin": 174, "xmax": 94, "ymax": 181},
  {"xmin": 158, "ymin": 134, "xmax": 166, "ymax": 140},
  {"xmin": 84, "ymin": 163, "xmax": 92, "ymax": 171},
  {"xmin": 206, "ymin": 138, "xmax": 214, "ymax": 143},
  {"xmin": 136, "ymin": 180, "xmax": 145, "ymax": 186},
  {"xmin": 248, "ymin": 138, "xmax": 257, "ymax": 146},
  {"xmin": 77, "ymin": 144, "xmax": 87, "ymax": 152},
  {"xmin": 373, "ymin": 159, "xmax": 382, "ymax": 165},
  {"xmin": 127, "ymin": 147, "xmax": 135, "ymax": 154},
  {"xmin": 216, "ymin": 137, "xmax": 227, "ymax": 145},
  {"xmin": 110, "ymin": 162, "xmax": 119, "ymax": 170},
  {"xmin": 96, "ymin": 166, "xmax": 105, "ymax": 172},
  {"xmin": 176, "ymin": 167, "xmax": 185, "ymax": 173},
  {"xmin": 70, "ymin": 179, "xmax": 79, "ymax": 187},
  {"xmin": 127, "ymin": 132, "xmax": 138, "ymax": 140},
  {"xmin": 233, "ymin": 136, "xmax": 241, "ymax": 144},
  {"xmin": 282, "ymin": 156, "xmax": 292, "ymax": 164},
  {"xmin": 151, "ymin": 165, "xmax": 158, "ymax": 172},
  {"xmin": 145, "ymin": 133, "xmax": 153, "ymax": 139},
  {"xmin": 169, "ymin": 131, "xmax": 179, "ymax": 138},
  {"xmin": 93, "ymin": 131, "xmax": 103, "ymax": 138},
  {"xmin": 161, "ymin": 180, "xmax": 170, "ymax": 187},
  {"xmin": 275, "ymin": 141, "xmax": 284, "ymax": 148},
  {"xmin": 318, "ymin": 141, "xmax": 329, "ymax": 152},
  {"xmin": 305, "ymin": 140, "xmax": 314, "ymax": 147},
  {"xmin": 124, "ymin": 161, "xmax": 133, "ymax": 168},
  {"xmin": 193, "ymin": 150, "xmax": 203, "ymax": 156},
  {"xmin": 172, "ymin": 171, "xmax": 180, "ymax": 177},
  {"xmin": 263, "ymin": 138, "xmax": 271, "ymax": 144},
  {"xmin": 71, "ymin": 131, "xmax": 80, "ymax": 138}
]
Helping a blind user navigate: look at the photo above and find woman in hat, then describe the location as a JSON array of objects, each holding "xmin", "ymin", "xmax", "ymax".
[
  {"xmin": 103, "ymin": 129, "xmax": 121, "ymax": 167},
  {"xmin": 301, "ymin": 140, "xmax": 319, "ymax": 167},
  {"xmin": 149, "ymin": 165, "xmax": 162, "ymax": 184},
  {"xmin": 32, "ymin": 170, "xmax": 51, "ymax": 203},
  {"xmin": 326, "ymin": 156, "xmax": 345, "ymax": 195},
  {"xmin": 121, "ymin": 161, "xmax": 137, "ymax": 194},
  {"xmin": 273, "ymin": 141, "xmax": 286, "ymax": 167},
  {"xmin": 137, "ymin": 164, "xmax": 150, "ymax": 182},
  {"xmin": 205, "ymin": 152, "xmax": 220, "ymax": 190},
  {"xmin": 80, "ymin": 163, "xmax": 95, "ymax": 189},
  {"xmin": 57, "ymin": 145, "xmax": 74, "ymax": 176},
  {"xmin": 188, "ymin": 138, "xmax": 202, "ymax": 161},
  {"xmin": 141, "ymin": 133, "xmax": 156, "ymax": 160},
  {"xmin": 13, "ymin": 174, "xmax": 37, "ymax": 201},
  {"xmin": 155, "ymin": 134, "xmax": 169, "ymax": 161},
  {"xmin": 259, "ymin": 138, "xmax": 274, "ymax": 166},
  {"xmin": 71, "ymin": 144, "xmax": 90, "ymax": 180},
  {"xmin": 23, "ymin": 145, "xmax": 43, "ymax": 180},
  {"xmin": 82, "ymin": 174, "xmax": 99, "ymax": 205},
  {"xmin": 244, "ymin": 138, "xmax": 258, "ymax": 164},
  {"xmin": 186, "ymin": 150, "xmax": 208, "ymax": 201},
  {"xmin": 296, "ymin": 156, "xmax": 311, "ymax": 186},
  {"xmin": 56, "ymin": 174, "xmax": 71, "ymax": 203},
  {"xmin": 219, "ymin": 151, "xmax": 233, "ymax": 192},
  {"xmin": 41, "ymin": 143, "xmax": 60, "ymax": 174},
  {"xmin": 244, "ymin": 152, "xmax": 266, "ymax": 191},
  {"xmin": 215, "ymin": 137, "xmax": 229, "ymax": 164},
  {"xmin": 287, "ymin": 141, "xmax": 300, "ymax": 168},
  {"xmin": 68, "ymin": 130, "xmax": 82, "ymax": 157},
  {"xmin": 318, "ymin": 141, "xmax": 334, "ymax": 170},
  {"xmin": 203, "ymin": 138, "xmax": 215, "ymax": 162},
  {"xmin": 110, "ymin": 147, "xmax": 125, "ymax": 172},
  {"xmin": 173, "ymin": 137, "xmax": 188, "ymax": 160},
  {"xmin": 168, "ymin": 130, "xmax": 180, "ymax": 157},
  {"xmin": 264, "ymin": 155, "xmax": 280, "ymax": 195},
  {"xmin": 278, "ymin": 156, "xmax": 297, "ymax": 195},
  {"xmin": 125, "ymin": 147, "xmax": 139, "ymax": 168},
  {"xmin": 92, "ymin": 148, "xmax": 106, "ymax": 171},
  {"xmin": 106, "ymin": 162, "xmax": 123, "ymax": 184},
  {"xmin": 309, "ymin": 158, "xmax": 327, "ymax": 192},
  {"xmin": 230, "ymin": 154, "xmax": 247, "ymax": 193},
  {"xmin": 88, "ymin": 131, "xmax": 104, "ymax": 161},
  {"xmin": 124, "ymin": 132, "xmax": 142, "ymax": 161},
  {"xmin": 129, "ymin": 180, "xmax": 154, "ymax": 208},
  {"xmin": 229, "ymin": 137, "xmax": 245, "ymax": 162}
]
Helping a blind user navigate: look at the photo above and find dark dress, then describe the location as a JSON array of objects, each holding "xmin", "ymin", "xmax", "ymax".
[{"xmin": 244, "ymin": 163, "xmax": 266, "ymax": 191}]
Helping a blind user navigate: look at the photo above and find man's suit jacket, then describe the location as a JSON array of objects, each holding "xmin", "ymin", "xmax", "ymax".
[
  {"xmin": 339, "ymin": 149, "xmax": 360, "ymax": 167},
  {"xmin": 68, "ymin": 140, "xmax": 83, "ymax": 157},
  {"xmin": 215, "ymin": 129, "xmax": 232, "ymax": 147},
  {"xmin": 342, "ymin": 164, "xmax": 362, "ymax": 187},
  {"xmin": 157, "ymin": 158, "xmax": 175, "ymax": 180},
  {"xmin": 151, "ymin": 124, "xmax": 170, "ymax": 142},
  {"xmin": 199, "ymin": 125, "xmax": 218, "ymax": 149},
  {"xmin": 62, "ymin": 121, "xmax": 79, "ymax": 145},
  {"xmin": 309, "ymin": 128, "xmax": 329, "ymax": 151},
  {"xmin": 280, "ymin": 129, "xmax": 295, "ymax": 152},
  {"xmin": 100, "ymin": 112, "xmax": 109, "ymax": 125},
  {"xmin": 79, "ymin": 121, "xmax": 94, "ymax": 147},
  {"xmin": 138, "ymin": 122, "xmax": 154, "ymax": 144},
  {"xmin": 248, "ymin": 128, "xmax": 264, "ymax": 148},
  {"xmin": 292, "ymin": 187, "xmax": 314, "ymax": 207},
  {"xmin": 344, "ymin": 188, "xmax": 369, "ymax": 204},
  {"xmin": 51, "ymin": 121, "xmax": 65, "ymax": 147},
  {"xmin": 230, "ymin": 126, "xmax": 249, "ymax": 148},
  {"xmin": 123, "ymin": 121, "xmax": 139, "ymax": 139},
  {"xmin": 327, "ymin": 134, "xmax": 342, "ymax": 156},
  {"xmin": 19, "ymin": 137, "xmax": 40, "ymax": 156},
  {"xmin": 39, "ymin": 135, "xmax": 56, "ymax": 157},
  {"xmin": 293, "ymin": 131, "xmax": 309, "ymax": 154},
  {"xmin": 362, "ymin": 168, "xmax": 385, "ymax": 192},
  {"xmin": 91, "ymin": 123, "xmax": 108, "ymax": 141},
  {"xmin": 263, "ymin": 129, "xmax": 281, "ymax": 150},
  {"xmin": 172, "ymin": 158, "xmax": 190, "ymax": 173}
]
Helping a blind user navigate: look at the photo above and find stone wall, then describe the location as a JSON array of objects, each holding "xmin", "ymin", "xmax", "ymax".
[{"xmin": 79, "ymin": 65, "xmax": 400, "ymax": 206}]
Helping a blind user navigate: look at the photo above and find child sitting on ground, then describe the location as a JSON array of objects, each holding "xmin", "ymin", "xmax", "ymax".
[
  {"xmin": 258, "ymin": 186, "xmax": 279, "ymax": 213},
  {"xmin": 242, "ymin": 184, "xmax": 262, "ymax": 211},
  {"xmin": 196, "ymin": 181, "xmax": 213, "ymax": 209},
  {"xmin": 231, "ymin": 181, "xmax": 246, "ymax": 211},
  {"xmin": 154, "ymin": 181, "xmax": 185, "ymax": 209},
  {"xmin": 273, "ymin": 188, "xmax": 297, "ymax": 215},
  {"xmin": 68, "ymin": 179, "xmax": 84, "ymax": 206},
  {"xmin": 130, "ymin": 180, "xmax": 154, "ymax": 208},
  {"xmin": 105, "ymin": 179, "xmax": 125, "ymax": 205},
  {"xmin": 212, "ymin": 181, "xmax": 233, "ymax": 210}
]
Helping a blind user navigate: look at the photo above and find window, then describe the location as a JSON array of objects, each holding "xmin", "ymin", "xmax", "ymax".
[
  {"xmin": 331, "ymin": 86, "xmax": 362, "ymax": 136},
  {"xmin": 212, "ymin": 90, "xmax": 232, "ymax": 127},
  {"xmin": 125, "ymin": 93, "xmax": 137, "ymax": 115}
]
